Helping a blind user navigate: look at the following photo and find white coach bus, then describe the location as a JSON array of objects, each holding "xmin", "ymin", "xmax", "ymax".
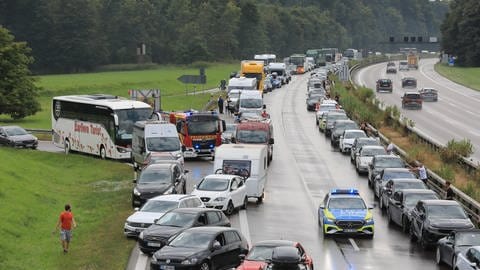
[{"xmin": 52, "ymin": 94, "xmax": 152, "ymax": 159}]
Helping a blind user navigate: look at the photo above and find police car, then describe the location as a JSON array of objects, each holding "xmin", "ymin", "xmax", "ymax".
[{"xmin": 318, "ymin": 189, "xmax": 374, "ymax": 238}]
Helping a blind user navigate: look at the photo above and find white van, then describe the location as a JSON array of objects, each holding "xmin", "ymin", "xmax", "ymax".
[
  {"xmin": 131, "ymin": 120, "xmax": 183, "ymax": 169},
  {"xmin": 238, "ymin": 91, "xmax": 263, "ymax": 115},
  {"xmin": 227, "ymin": 77, "xmax": 257, "ymax": 92},
  {"xmin": 214, "ymin": 144, "xmax": 268, "ymax": 203}
]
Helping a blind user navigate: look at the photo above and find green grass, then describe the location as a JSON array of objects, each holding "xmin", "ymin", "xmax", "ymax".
[
  {"xmin": 0, "ymin": 63, "xmax": 238, "ymax": 128},
  {"xmin": 0, "ymin": 148, "xmax": 136, "ymax": 270},
  {"xmin": 435, "ymin": 63, "xmax": 480, "ymax": 91}
]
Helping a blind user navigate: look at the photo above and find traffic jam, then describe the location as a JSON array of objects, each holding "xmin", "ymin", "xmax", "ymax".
[{"xmin": 44, "ymin": 51, "xmax": 479, "ymax": 270}]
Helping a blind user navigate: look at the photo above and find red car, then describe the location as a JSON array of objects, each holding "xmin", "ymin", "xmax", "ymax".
[{"xmin": 237, "ymin": 240, "xmax": 314, "ymax": 270}]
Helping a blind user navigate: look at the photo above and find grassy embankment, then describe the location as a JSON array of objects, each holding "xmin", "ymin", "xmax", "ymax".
[
  {"xmin": 0, "ymin": 62, "xmax": 238, "ymax": 129},
  {"xmin": 0, "ymin": 148, "xmax": 134, "ymax": 269},
  {"xmin": 331, "ymin": 78, "xmax": 480, "ymax": 200},
  {"xmin": 435, "ymin": 63, "xmax": 480, "ymax": 91}
]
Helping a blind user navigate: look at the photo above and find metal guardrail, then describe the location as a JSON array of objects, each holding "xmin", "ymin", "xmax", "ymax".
[
  {"xmin": 26, "ymin": 128, "xmax": 51, "ymax": 134},
  {"xmin": 348, "ymin": 59, "xmax": 480, "ymax": 226}
]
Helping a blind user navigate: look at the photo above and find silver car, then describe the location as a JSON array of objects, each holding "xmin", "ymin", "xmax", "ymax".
[{"xmin": 454, "ymin": 246, "xmax": 480, "ymax": 270}]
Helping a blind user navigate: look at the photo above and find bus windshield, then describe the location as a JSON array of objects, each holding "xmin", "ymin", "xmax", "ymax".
[{"xmin": 115, "ymin": 108, "xmax": 152, "ymax": 141}]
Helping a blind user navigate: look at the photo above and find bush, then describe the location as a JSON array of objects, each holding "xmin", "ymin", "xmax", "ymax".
[
  {"xmin": 435, "ymin": 165, "xmax": 455, "ymax": 181},
  {"xmin": 440, "ymin": 139, "xmax": 474, "ymax": 162},
  {"xmin": 356, "ymin": 87, "xmax": 374, "ymax": 102}
]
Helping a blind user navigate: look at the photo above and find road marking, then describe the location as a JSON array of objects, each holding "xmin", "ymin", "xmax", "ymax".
[
  {"xmin": 239, "ymin": 210, "xmax": 251, "ymax": 247},
  {"xmin": 134, "ymin": 249, "xmax": 148, "ymax": 270},
  {"xmin": 348, "ymin": 238, "xmax": 360, "ymax": 252}
]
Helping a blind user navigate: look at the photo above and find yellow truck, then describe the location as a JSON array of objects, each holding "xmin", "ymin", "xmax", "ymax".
[
  {"xmin": 240, "ymin": 60, "xmax": 265, "ymax": 93},
  {"xmin": 407, "ymin": 53, "xmax": 419, "ymax": 69}
]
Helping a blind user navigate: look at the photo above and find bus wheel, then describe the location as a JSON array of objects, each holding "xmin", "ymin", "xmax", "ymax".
[
  {"xmin": 100, "ymin": 146, "xmax": 106, "ymax": 159},
  {"xmin": 64, "ymin": 139, "xmax": 71, "ymax": 154}
]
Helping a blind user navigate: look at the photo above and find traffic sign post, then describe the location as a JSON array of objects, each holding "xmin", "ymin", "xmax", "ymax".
[
  {"xmin": 177, "ymin": 68, "xmax": 207, "ymax": 95},
  {"xmin": 129, "ymin": 89, "xmax": 161, "ymax": 111}
]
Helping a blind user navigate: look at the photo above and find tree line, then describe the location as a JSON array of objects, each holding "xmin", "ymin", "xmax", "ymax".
[
  {"xmin": 0, "ymin": 0, "xmax": 448, "ymax": 73},
  {"xmin": 441, "ymin": 0, "xmax": 480, "ymax": 66}
]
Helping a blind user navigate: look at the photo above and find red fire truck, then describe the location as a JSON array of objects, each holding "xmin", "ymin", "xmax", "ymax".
[{"xmin": 169, "ymin": 111, "xmax": 226, "ymax": 159}]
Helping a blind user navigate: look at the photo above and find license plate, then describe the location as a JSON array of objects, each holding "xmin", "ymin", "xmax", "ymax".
[
  {"xmin": 344, "ymin": 229, "xmax": 357, "ymax": 233},
  {"xmin": 161, "ymin": 266, "xmax": 175, "ymax": 270},
  {"xmin": 147, "ymin": 242, "xmax": 161, "ymax": 247}
]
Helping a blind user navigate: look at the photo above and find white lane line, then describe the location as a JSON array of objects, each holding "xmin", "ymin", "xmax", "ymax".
[
  {"xmin": 134, "ymin": 250, "xmax": 148, "ymax": 270},
  {"xmin": 239, "ymin": 210, "xmax": 252, "ymax": 247},
  {"xmin": 348, "ymin": 238, "xmax": 360, "ymax": 252}
]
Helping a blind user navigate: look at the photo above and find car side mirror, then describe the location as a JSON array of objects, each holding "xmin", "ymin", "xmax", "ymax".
[
  {"xmin": 269, "ymin": 138, "xmax": 274, "ymax": 144},
  {"xmin": 239, "ymin": 254, "xmax": 246, "ymax": 261},
  {"xmin": 133, "ymin": 179, "xmax": 137, "ymax": 183},
  {"xmin": 231, "ymin": 137, "xmax": 236, "ymax": 143},
  {"xmin": 222, "ymin": 120, "xmax": 226, "ymax": 132},
  {"xmin": 184, "ymin": 169, "xmax": 189, "ymax": 174},
  {"xmin": 181, "ymin": 145, "xmax": 186, "ymax": 152},
  {"xmin": 153, "ymin": 218, "xmax": 159, "ymax": 223},
  {"xmin": 419, "ymin": 213, "xmax": 426, "ymax": 219}
]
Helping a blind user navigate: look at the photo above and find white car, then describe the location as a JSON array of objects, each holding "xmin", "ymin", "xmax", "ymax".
[
  {"xmin": 339, "ymin": 129, "xmax": 367, "ymax": 153},
  {"xmin": 124, "ymin": 194, "xmax": 204, "ymax": 237},
  {"xmin": 355, "ymin": 145, "xmax": 387, "ymax": 174},
  {"xmin": 191, "ymin": 174, "xmax": 248, "ymax": 215}
]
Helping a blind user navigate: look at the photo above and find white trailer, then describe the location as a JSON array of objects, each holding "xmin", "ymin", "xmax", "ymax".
[
  {"xmin": 213, "ymin": 144, "xmax": 268, "ymax": 202},
  {"xmin": 227, "ymin": 77, "xmax": 257, "ymax": 92}
]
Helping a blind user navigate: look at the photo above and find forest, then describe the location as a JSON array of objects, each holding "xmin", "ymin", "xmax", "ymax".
[{"xmin": 0, "ymin": 0, "xmax": 449, "ymax": 73}]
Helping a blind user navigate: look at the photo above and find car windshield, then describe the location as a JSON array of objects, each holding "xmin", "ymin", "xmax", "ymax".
[
  {"xmin": 456, "ymin": 233, "xmax": 480, "ymax": 246},
  {"xmin": 405, "ymin": 94, "xmax": 420, "ymax": 99},
  {"xmin": 115, "ymin": 108, "xmax": 152, "ymax": 140},
  {"xmin": 344, "ymin": 131, "xmax": 366, "ymax": 139},
  {"xmin": 140, "ymin": 200, "xmax": 178, "ymax": 213},
  {"xmin": 428, "ymin": 205, "xmax": 468, "ymax": 219},
  {"xmin": 169, "ymin": 231, "xmax": 211, "ymax": 249},
  {"xmin": 246, "ymin": 246, "xmax": 275, "ymax": 261},
  {"xmin": 327, "ymin": 114, "xmax": 348, "ymax": 124},
  {"xmin": 328, "ymin": 197, "xmax": 366, "ymax": 209},
  {"xmin": 395, "ymin": 181, "xmax": 426, "ymax": 190},
  {"xmin": 146, "ymin": 137, "xmax": 180, "ymax": 152},
  {"xmin": 361, "ymin": 148, "xmax": 386, "ymax": 156},
  {"xmin": 236, "ymin": 130, "xmax": 268, "ymax": 143},
  {"xmin": 187, "ymin": 121, "xmax": 218, "ymax": 135},
  {"xmin": 197, "ymin": 177, "xmax": 229, "ymax": 191},
  {"xmin": 376, "ymin": 158, "xmax": 404, "ymax": 168},
  {"xmin": 404, "ymin": 193, "xmax": 437, "ymax": 207},
  {"xmin": 5, "ymin": 127, "xmax": 28, "ymax": 136},
  {"xmin": 240, "ymin": 99, "xmax": 262, "ymax": 109},
  {"xmin": 383, "ymin": 171, "xmax": 415, "ymax": 179},
  {"xmin": 139, "ymin": 168, "xmax": 171, "ymax": 184},
  {"xmin": 156, "ymin": 212, "xmax": 196, "ymax": 227}
]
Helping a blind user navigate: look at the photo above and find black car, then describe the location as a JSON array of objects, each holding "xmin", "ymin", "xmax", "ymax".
[
  {"xmin": 350, "ymin": 137, "xmax": 380, "ymax": 163},
  {"xmin": 379, "ymin": 178, "xmax": 427, "ymax": 210},
  {"xmin": 368, "ymin": 158, "xmax": 409, "ymax": 191},
  {"xmin": 305, "ymin": 92, "xmax": 324, "ymax": 111},
  {"xmin": 324, "ymin": 112, "xmax": 348, "ymax": 136},
  {"xmin": 401, "ymin": 77, "xmax": 417, "ymax": 88},
  {"xmin": 376, "ymin": 79, "xmax": 393, "ymax": 92},
  {"xmin": 410, "ymin": 200, "xmax": 475, "ymax": 249},
  {"xmin": 150, "ymin": 226, "xmax": 249, "ymax": 270},
  {"xmin": 387, "ymin": 189, "xmax": 439, "ymax": 232},
  {"xmin": 139, "ymin": 208, "xmax": 230, "ymax": 254},
  {"xmin": 330, "ymin": 120, "xmax": 358, "ymax": 147},
  {"xmin": 436, "ymin": 229, "xmax": 480, "ymax": 267},
  {"xmin": 0, "ymin": 125, "xmax": 38, "ymax": 149},
  {"xmin": 132, "ymin": 163, "xmax": 187, "ymax": 207},
  {"xmin": 264, "ymin": 246, "xmax": 308, "ymax": 270}
]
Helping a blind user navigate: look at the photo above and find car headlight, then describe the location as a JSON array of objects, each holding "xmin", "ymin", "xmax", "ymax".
[
  {"xmin": 133, "ymin": 188, "xmax": 141, "ymax": 196},
  {"xmin": 365, "ymin": 218, "xmax": 373, "ymax": 223},
  {"xmin": 181, "ymin": 257, "xmax": 198, "ymax": 265},
  {"xmin": 138, "ymin": 231, "xmax": 144, "ymax": 239},
  {"xmin": 214, "ymin": 197, "xmax": 226, "ymax": 202}
]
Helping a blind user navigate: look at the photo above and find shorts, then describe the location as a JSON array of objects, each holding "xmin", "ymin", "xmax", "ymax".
[{"xmin": 60, "ymin": 229, "xmax": 72, "ymax": 242}]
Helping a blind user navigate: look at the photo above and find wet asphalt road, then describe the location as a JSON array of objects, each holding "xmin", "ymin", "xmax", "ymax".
[
  {"xmin": 126, "ymin": 70, "xmax": 451, "ymax": 270},
  {"xmin": 354, "ymin": 58, "xmax": 480, "ymax": 163}
]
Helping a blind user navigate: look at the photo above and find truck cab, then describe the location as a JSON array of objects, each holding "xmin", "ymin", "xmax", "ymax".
[{"xmin": 234, "ymin": 118, "xmax": 274, "ymax": 164}]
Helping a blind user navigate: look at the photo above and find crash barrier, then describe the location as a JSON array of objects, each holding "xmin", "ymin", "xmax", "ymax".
[
  {"xmin": 348, "ymin": 60, "xmax": 480, "ymax": 226},
  {"xmin": 26, "ymin": 128, "xmax": 51, "ymax": 134}
]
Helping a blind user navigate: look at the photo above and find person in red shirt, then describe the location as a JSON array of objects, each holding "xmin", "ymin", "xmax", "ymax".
[{"xmin": 54, "ymin": 204, "xmax": 77, "ymax": 253}]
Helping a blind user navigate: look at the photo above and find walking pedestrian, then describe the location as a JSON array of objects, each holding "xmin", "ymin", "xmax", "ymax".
[
  {"xmin": 217, "ymin": 96, "xmax": 224, "ymax": 114},
  {"xmin": 54, "ymin": 204, "xmax": 77, "ymax": 254},
  {"xmin": 411, "ymin": 162, "xmax": 428, "ymax": 185},
  {"xmin": 445, "ymin": 181, "xmax": 454, "ymax": 200}
]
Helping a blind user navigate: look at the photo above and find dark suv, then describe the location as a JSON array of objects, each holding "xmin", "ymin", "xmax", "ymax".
[
  {"xmin": 330, "ymin": 120, "xmax": 358, "ymax": 147},
  {"xmin": 376, "ymin": 79, "xmax": 393, "ymax": 92},
  {"xmin": 409, "ymin": 200, "xmax": 475, "ymax": 249},
  {"xmin": 402, "ymin": 92, "xmax": 423, "ymax": 109},
  {"xmin": 401, "ymin": 77, "xmax": 417, "ymax": 88}
]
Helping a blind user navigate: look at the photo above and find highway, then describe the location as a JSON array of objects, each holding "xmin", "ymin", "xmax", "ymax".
[
  {"xmin": 354, "ymin": 58, "xmax": 480, "ymax": 162},
  {"xmin": 127, "ymin": 70, "xmax": 449, "ymax": 270}
]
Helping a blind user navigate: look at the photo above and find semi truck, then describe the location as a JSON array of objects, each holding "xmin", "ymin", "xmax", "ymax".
[{"xmin": 407, "ymin": 52, "xmax": 419, "ymax": 69}]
